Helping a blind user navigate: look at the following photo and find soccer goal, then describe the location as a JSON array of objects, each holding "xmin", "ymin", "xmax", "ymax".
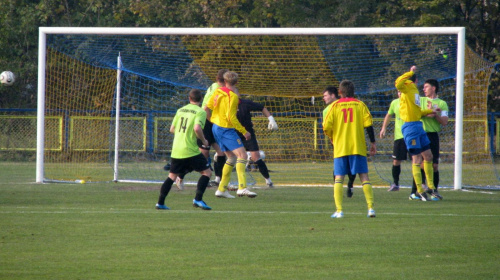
[{"xmin": 36, "ymin": 27, "xmax": 498, "ymax": 189}]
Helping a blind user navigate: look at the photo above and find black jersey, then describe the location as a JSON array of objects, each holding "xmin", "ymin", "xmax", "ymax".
[{"xmin": 237, "ymin": 99, "xmax": 265, "ymax": 134}]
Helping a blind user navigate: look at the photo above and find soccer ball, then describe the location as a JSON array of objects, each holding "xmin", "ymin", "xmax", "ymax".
[
  {"xmin": 0, "ymin": 71, "xmax": 15, "ymax": 86},
  {"xmin": 259, "ymin": 150, "xmax": 265, "ymax": 160},
  {"xmin": 246, "ymin": 150, "xmax": 266, "ymax": 161}
]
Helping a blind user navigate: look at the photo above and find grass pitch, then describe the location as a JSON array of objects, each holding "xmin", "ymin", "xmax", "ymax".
[{"xmin": 1, "ymin": 163, "xmax": 499, "ymax": 279}]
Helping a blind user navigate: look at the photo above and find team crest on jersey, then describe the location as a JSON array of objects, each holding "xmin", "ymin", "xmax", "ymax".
[{"xmin": 213, "ymin": 95, "xmax": 219, "ymax": 107}]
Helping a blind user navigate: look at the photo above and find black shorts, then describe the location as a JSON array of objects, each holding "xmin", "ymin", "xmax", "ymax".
[
  {"xmin": 237, "ymin": 130, "xmax": 260, "ymax": 152},
  {"xmin": 197, "ymin": 121, "xmax": 216, "ymax": 150},
  {"xmin": 170, "ymin": 153, "xmax": 210, "ymax": 175},
  {"xmin": 392, "ymin": 138, "xmax": 408, "ymax": 161},
  {"xmin": 427, "ymin": 132, "xmax": 440, "ymax": 164}
]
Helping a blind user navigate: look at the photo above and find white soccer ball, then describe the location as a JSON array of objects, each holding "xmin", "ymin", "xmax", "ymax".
[
  {"xmin": 0, "ymin": 71, "xmax": 15, "ymax": 86},
  {"xmin": 246, "ymin": 150, "xmax": 266, "ymax": 161}
]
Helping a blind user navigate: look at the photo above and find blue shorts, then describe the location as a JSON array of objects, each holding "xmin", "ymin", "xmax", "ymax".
[
  {"xmin": 402, "ymin": 121, "xmax": 430, "ymax": 155},
  {"xmin": 212, "ymin": 124, "xmax": 244, "ymax": 152},
  {"xmin": 334, "ymin": 155, "xmax": 368, "ymax": 176}
]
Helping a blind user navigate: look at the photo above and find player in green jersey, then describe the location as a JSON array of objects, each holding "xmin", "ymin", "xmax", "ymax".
[{"xmin": 155, "ymin": 89, "xmax": 213, "ymax": 210}]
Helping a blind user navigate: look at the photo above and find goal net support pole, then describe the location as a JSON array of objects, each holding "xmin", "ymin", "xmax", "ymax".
[
  {"xmin": 454, "ymin": 29, "xmax": 466, "ymax": 190},
  {"xmin": 36, "ymin": 29, "xmax": 47, "ymax": 184},
  {"xmin": 113, "ymin": 54, "xmax": 122, "ymax": 182}
]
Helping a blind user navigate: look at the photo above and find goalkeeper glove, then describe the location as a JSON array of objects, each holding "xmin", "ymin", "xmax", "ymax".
[{"xmin": 268, "ymin": 116, "xmax": 278, "ymax": 131}]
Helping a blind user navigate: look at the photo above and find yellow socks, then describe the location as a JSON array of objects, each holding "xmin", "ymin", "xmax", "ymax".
[
  {"xmin": 412, "ymin": 163, "xmax": 424, "ymax": 193},
  {"xmin": 218, "ymin": 162, "xmax": 234, "ymax": 192},
  {"xmin": 217, "ymin": 158, "xmax": 248, "ymax": 191},
  {"xmin": 333, "ymin": 178, "xmax": 374, "ymax": 213},
  {"xmin": 334, "ymin": 179, "xmax": 343, "ymax": 211},
  {"xmin": 423, "ymin": 161, "xmax": 435, "ymax": 190},
  {"xmin": 236, "ymin": 159, "xmax": 248, "ymax": 190},
  {"xmin": 362, "ymin": 181, "xmax": 374, "ymax": 209}
]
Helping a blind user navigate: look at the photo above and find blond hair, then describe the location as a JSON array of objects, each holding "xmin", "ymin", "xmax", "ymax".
[{"xmin": 223, "ymin": 71, "xmax": 239, "ymax": 86}]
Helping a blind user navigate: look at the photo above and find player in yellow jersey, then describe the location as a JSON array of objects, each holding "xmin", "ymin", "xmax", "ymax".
[
  {"xmin": 200, "ymin": 69, "xmax": 228, "ymax": 187},
  {"xmin": 323, "ymin": 80, "xmax": 377, "ymax": 218},
  {"xmin": 206, "ymin": 71, "xmax": 256, "ymax": 198},
  {"xmin": 410, "ymin": 79, "xmax": 448, "ymax": 199},
  {"xmin": 322, "ymin": 86, "xmax": 357, "ymax": 198},
  {"xmin": 395, "ymin": 66, "xmax": 442, "ymax": 201}
]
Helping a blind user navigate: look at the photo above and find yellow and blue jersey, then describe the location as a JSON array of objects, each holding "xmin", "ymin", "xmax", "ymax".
[
  {"xmin": 323, "ymin": 98, "xmax": 373, "ymax": 158},
  {"xmin": 206, "ymin": 87, "xmax": 247, "ymax": 135},
  {"xmin": 395, "ymin": 71, "xmax": 433, "ymax": 122}
]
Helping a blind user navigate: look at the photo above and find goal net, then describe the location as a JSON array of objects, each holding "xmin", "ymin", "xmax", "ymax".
[{"xmin": 37, "ymin": 28, "xmax": 498, "ymax": 189}]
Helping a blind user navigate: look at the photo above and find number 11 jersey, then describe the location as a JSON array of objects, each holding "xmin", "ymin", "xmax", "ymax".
[{"xmin": 323, "ymin": 98, "xmax": 373, "ymax": 158}]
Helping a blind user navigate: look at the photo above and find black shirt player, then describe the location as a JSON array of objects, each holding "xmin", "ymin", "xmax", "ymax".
[{"xmin": 235, "ymin": 99, "xmax": 278, "ymax": 188}]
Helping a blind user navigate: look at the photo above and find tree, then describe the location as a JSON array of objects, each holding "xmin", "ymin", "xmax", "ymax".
[{"xmin": 0, "ymin": 0, "xmax": 498, "ymax": 109}]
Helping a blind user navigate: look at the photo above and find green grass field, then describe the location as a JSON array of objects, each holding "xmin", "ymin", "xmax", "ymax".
[{"xmin": 1, "ymin": 163, "xmax": 499, "ymax": 279}]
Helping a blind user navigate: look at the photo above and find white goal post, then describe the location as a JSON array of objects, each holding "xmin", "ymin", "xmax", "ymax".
[{"xmin": 36, "ymin": 27, "xmax": 466, "ymax": 189}]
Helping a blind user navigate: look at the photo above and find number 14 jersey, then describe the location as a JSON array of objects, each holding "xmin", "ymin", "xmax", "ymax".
[
  {"xmin": 171, "ymin": 103, "xmax": 206, "ymax": 159},
  {"xmin": 323, "ymin": 97, "xmax": 373, "ymax": 158}
]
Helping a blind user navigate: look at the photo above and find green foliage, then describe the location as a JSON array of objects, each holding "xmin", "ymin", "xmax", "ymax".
[
  {"xmin": 272, "ymin": 0, "xmax": 375, "ymax": 27},
  {"xmin": 0, "ymin": 0, "xmax": 498, "ymax": 108}
]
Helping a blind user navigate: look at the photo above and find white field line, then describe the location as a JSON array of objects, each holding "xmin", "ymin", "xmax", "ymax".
[
  {"xmin": 256, "ymin": 185, "xmax": 500, "ymax": 192},
  {"xmin": 1, "ymin": 181, "xmax": 498, "ymax": 193},
  {"xmin": 0, "ymin": 207, "xmax": 498, "ymax": 217}
]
